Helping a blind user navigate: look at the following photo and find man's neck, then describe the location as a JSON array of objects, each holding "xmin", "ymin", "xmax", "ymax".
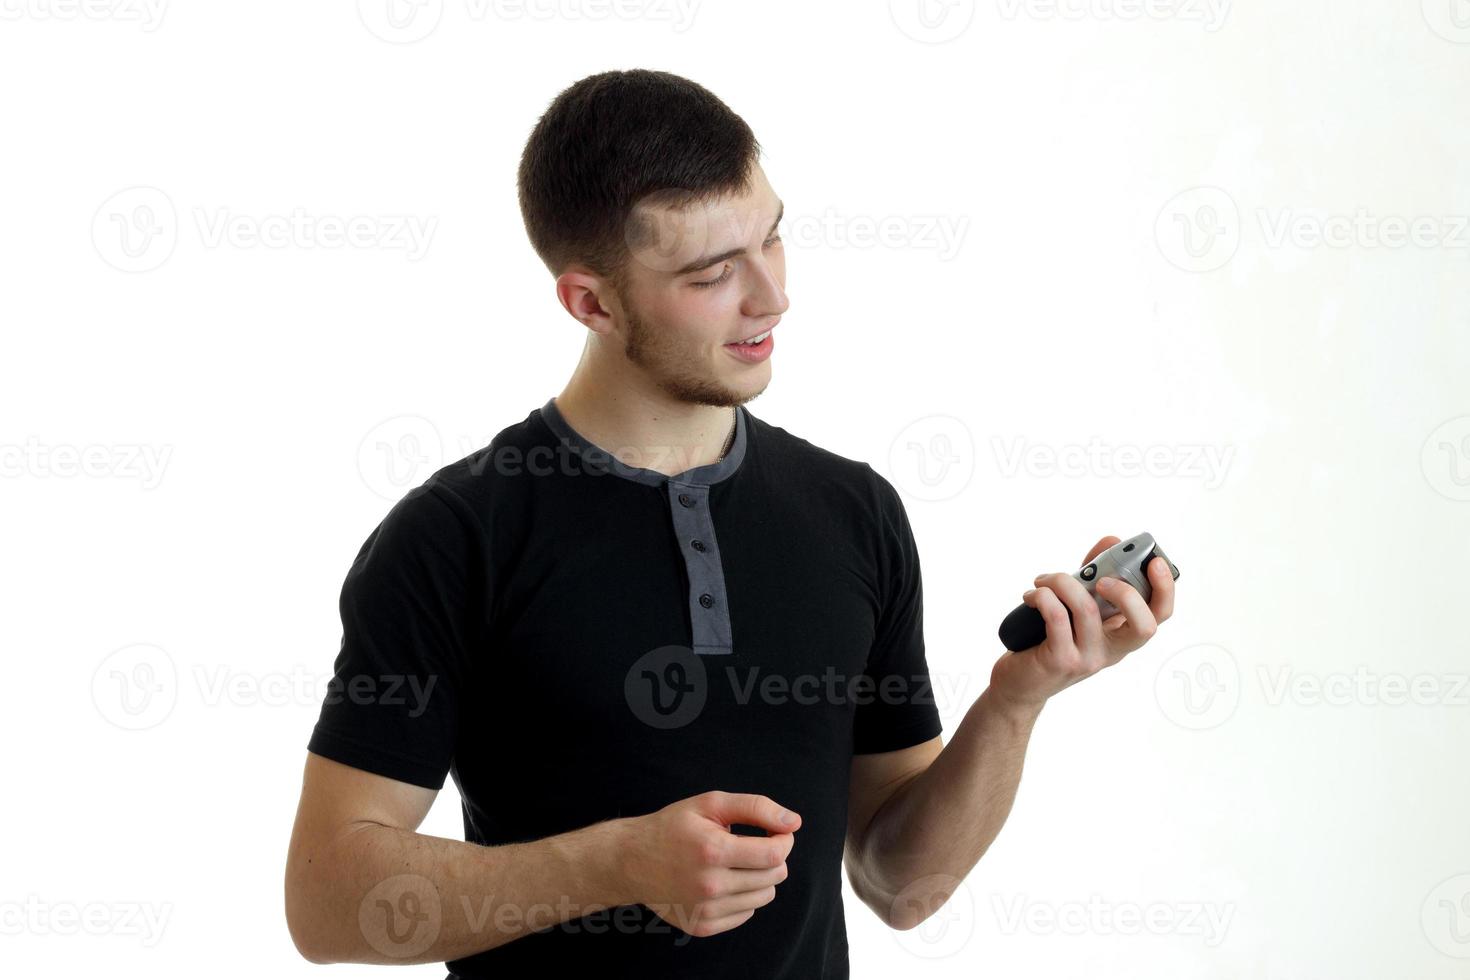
[{"xmin": 552, "ymin": 381, "xmax": 738, "ymax": 478}]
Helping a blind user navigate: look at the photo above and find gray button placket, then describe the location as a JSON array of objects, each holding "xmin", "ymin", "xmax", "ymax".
[
  {"xmin": 538, "ymin": 396, "xmax": 748, "ymax": 658},
  {"xmin": 666, "ymin": 481, "xmax": 733, "ymax": 656}
]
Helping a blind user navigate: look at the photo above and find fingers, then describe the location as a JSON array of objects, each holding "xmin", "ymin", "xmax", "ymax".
[
  {"xmin": 705, "ymin": 791, "xmax": 801, "ymax": 835},
  {"xmin": 687, "ymin": 906, "xmax": 757, "ymax": 937},
  {"xmin": 1025, "ymin": 585, "xmax": 1076, "ymax": 655},
  {"xmin": 721, "ymin": 830, "xmax": 794, "ymax": 870},
  {"xmin": 715, "ymin": 862, "xmax": 789, "ymax": 897},
  {"xmin": 1096, "ymin": 576, "xmax": 1158, "ymax": 650},
  {"xmin": 1146, "ymin": 556, "xmax": 1175, "ymax": 623},
  {"xmin": 1033, "ymin": 571, "xmax": 1104, "ymax": 652},
  {"xmin": 699, "ymin": 884, "xmax": 780, "ymax": 922}
]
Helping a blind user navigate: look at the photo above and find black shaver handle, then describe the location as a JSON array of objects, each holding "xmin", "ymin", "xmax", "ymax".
[{"xmin": 998, "ymin": 533, "xmax": 1180, "ymax": 653}]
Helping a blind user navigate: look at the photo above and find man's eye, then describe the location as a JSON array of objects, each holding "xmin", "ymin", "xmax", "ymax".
[
  {"xmin": 692, "ymin": 239, "xmax": 779, "ymax": 289},
  {"xmin": 692, "ymin": 266, "xmax": 732, "ymax": 289}
]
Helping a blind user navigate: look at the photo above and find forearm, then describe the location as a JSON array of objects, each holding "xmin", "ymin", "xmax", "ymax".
[
  {"xmin": 288, "ymin": 816, "xmax": 634, "ymax": 964},
  {"xmin": 852, "ymin": 686, "xmax": 1042, "ymax": 929}
]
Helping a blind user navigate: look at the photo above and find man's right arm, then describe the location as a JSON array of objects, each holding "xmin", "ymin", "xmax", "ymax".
[{"xmin": 284, "ymin": 750, "xmax": 633, "ymax": 965}]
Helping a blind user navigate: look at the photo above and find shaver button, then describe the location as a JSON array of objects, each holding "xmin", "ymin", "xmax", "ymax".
[{"xmin": 1080, "ymin": 563, "xmax": 1097, "ymax": 581}]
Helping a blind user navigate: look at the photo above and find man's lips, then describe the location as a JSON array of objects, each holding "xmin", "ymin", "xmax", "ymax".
[{"xmin": 727, "ymin": 318, "xmax": 781, "ymax": 345}]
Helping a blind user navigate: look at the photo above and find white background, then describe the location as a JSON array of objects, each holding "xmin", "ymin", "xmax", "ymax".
[{"xmin": 3, "ymin": 0, "xmax": 1468, "ymax": 977}]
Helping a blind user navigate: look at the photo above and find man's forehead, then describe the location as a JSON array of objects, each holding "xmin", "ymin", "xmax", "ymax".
[{"xmin": 625, "ymin": 188, "xmax": 783, "ymax": 274}]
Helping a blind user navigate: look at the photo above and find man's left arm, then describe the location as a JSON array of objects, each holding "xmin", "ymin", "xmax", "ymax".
[{"xmin": 847, "ymin": 534, "xmax": 1177, "ymax": 930}]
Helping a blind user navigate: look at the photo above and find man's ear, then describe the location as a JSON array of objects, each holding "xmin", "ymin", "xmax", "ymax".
[{"xmin": 556, "ymin": 268, "xmax": 618, "ymax": 334}]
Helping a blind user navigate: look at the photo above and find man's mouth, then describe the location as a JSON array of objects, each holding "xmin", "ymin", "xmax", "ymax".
[{"xmin": 728, "ymin": 328, "xmax": 773, "ymax": 346}]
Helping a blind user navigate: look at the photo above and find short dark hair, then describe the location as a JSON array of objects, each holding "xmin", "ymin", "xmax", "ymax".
[{"xmin": 516, "ymin": 69, "xmax": 762, "ymax": 290}]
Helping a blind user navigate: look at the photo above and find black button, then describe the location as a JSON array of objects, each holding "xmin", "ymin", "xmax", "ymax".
[
  {"xmin": 691, "ymin": 539, "xmax": 707, "ymax": 552},
  {"xmin": 698, "ymin": 593, "xmax": 713, "ymax": 608},
  {"xmin": 678, "ymin": 493, "xmax": 695, "ymax": 507},
  {"xmin": 1080, "ymin": 563, "xmax": 1097, "ymax": 581}
]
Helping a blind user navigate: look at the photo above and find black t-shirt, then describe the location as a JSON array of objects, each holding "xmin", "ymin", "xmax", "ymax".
[{"xmin": 306, "ymin": 397, "xmax": 943, "ymax": 979}]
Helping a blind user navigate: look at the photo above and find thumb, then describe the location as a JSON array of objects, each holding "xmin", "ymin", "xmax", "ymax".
[{"xmin": 704, "ymin": 791, "xmax": 801, "ymax": 833}]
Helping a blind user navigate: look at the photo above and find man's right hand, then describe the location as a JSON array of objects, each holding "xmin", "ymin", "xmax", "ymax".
[{"xmin": 616, "ymin": 790, "xmax": 801, "ymax": 938}]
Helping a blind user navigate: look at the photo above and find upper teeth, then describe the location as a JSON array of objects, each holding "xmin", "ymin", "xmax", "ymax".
[{"xmin": 740, "ymin": 330, "xmax": 771, "ymax": 345}]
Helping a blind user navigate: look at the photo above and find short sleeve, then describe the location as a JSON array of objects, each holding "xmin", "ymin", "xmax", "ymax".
[
  {"xmin": 306, "ymin": 485, "xmax": 486, "ymax": 790},
  {"xmin": 851, "ymin": 466, "xmax": 944, "ymax": 755}
]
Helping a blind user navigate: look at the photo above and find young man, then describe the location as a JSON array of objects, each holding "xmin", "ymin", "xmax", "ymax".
[{"xmin": 284, "ymin": 69, "xmax": 1175, "ymax": 979}]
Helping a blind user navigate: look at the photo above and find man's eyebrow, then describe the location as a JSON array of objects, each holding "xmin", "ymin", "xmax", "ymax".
[{"xmin": 669, "ymin": 200, "xmax": 784, "ymax": 277}]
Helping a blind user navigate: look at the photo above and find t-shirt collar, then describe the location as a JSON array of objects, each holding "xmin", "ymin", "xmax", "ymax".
[{"xmin": 539, "ymin": 396, "xmax": 748, "ymax": 487}]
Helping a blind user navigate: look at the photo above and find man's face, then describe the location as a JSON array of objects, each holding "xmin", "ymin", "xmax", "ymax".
[{"xmin": 611, "ymin": 163, "xmax": 788, "ymax": 408}]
